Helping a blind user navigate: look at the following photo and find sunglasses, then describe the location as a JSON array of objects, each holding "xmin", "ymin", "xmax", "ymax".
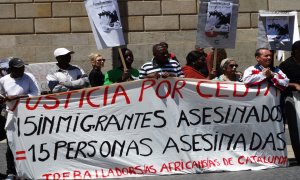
[
  {"xmin": 229, "ymin": 64, "xmax": 238, "ymax": 68},
  {"xmin": 96, "ymin": 59, "xmax": 105, "ymax": 62}
]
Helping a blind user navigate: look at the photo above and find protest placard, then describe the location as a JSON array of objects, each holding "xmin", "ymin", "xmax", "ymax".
[
  {"xmin": 6, "ymin": 78, "xmax": 287, "ymax": 179},
  {"xmin": 84, "ymin": 0, "xmax": 125, "ymax": 49},
  {"xmin": 258, "ymin": 11, "xmax": 299, "ymax": 51},
  {"xmin": 196, "ymin": 0, "xmax": 239, "ymax": 48}
]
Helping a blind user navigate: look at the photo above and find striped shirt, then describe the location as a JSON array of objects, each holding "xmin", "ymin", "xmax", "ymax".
[{"xmin": 139, "ymin": 58, "xmax": 184, "ymax": 79}]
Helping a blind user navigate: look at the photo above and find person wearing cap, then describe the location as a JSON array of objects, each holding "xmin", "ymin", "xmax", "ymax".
[
  {"xmin": 0, "ymin": 58, "xmax": 40, "ymax": 104},
  {"xmin": 104, "ymin": 48, "xmax": 139, "ymax": 85},
  {"xmin": 279, "ymin": 40, "xmax": 300, "ymax": 164},
  {"xmin": 47, "ymin": 48, "xmax": 90, "ymax": 93},
  {"xmin": 213, "ymin": 58, "xmax": 242, "ymax": 82},
  {"xmin": 243, "ymin": 48, "xmax": 289, "ymax": 91},
  {"xmin": 182, "ymin": 50, "xmax": 215, "ymax": 79},
  {"xmin": 0, "ymin": 57, "xmax": 40, "ymax": 179}
]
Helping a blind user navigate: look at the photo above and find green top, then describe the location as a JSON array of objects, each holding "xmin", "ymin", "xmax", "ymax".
[{"xmin": 104, "ymin": 67, "xmax": 139, "ymax": 85}]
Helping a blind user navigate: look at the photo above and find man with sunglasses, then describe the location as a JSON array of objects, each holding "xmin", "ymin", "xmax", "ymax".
[
  {"xmin": 47, "ymin": 48, "xmax": 90, "ymax": 93},
  {"xmin": 139, "ymin": 44, "xmax": 184, "ymax": 79},
  {"xmin": 243, "ymin": 48, "xmax": 289, "ymax": 90}
]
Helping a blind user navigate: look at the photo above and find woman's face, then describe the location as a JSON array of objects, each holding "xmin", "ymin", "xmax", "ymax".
[
  {"xmin": 224, "ymin": 60, "xmax": 238, "ymax": 75},
  {"xmin": 194, "ymin": 56, "xmax": 207, "ymax": 69},
  {"xmin": 94, "ymin": 56, "xmax": 105, "ymax": 68}
]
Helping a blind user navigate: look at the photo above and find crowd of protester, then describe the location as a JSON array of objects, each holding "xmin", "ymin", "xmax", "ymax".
[{"xmin": 0, "ymin": 41, "xmax": 300, "ymax": 179}]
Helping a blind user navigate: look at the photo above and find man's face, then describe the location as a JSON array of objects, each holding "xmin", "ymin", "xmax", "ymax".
[
  {"xmin": 154, "ymin": 46, "xmax": 169, "ymax": 65},
  {"xmin": 10, "ymin": 66, "xmax": 25, "ymax": 78},
  {"xmin": 56, "ymin": 54, "xmax": 71, "ymax": 69},
  {"xmin": 124, "ymin": 50, "xmax": 134, "ymax": 67},
  {"xmin": 256, "ymin": 49, "xmax": 273, "ymax": 68}
]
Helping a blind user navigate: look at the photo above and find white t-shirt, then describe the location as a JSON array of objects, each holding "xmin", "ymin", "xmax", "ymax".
[{"xmin": 0, "ymin": 72, "xmax": 40, "ymax": 109}]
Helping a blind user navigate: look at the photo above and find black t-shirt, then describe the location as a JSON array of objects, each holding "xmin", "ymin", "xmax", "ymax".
[
  {"xmin": 279, "ymin": 57, "xmax": 300, "ymax": 84},
  {"xmin": 89, "ymin": 68, "xmax": 104, "ymax": 87}
]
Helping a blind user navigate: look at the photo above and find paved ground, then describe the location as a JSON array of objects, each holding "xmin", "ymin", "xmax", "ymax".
[{"xmin": 0, "ymin": 126, "xmax": 299, "ymax": 179}]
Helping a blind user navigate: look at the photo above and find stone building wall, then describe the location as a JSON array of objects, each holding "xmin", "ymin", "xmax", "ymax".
[{"xmin": 0, "ymin": 0, "xmax": 299, "ymax": 73}]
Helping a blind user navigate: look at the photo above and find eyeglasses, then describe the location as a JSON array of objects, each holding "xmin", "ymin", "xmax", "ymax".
[
  {"xmin": 229, "ymin": 64, "xmax": 238, "ymax": 68},
  {"xmin": 96, "ymin": 59, "xmax": 105, "ymax": 62}
]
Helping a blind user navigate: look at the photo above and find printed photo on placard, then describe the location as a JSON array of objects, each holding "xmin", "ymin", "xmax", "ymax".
[
  {"xmin": 266, "ymin": 16, "xmax": 290, "ymax": 42},
  {"xmin": 94, "ymin": 0, "xmax": 122, "ymax": 32},
  {"xmin": 205, "ymin": 1, "xmax": 233, "ymax": 38},
  {"xmin": 85, "ymin": 0, "xmax": 125, "ymax": 49}
]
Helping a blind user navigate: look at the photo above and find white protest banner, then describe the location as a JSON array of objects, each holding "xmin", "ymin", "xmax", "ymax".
[
  {"xmin": 25, "ymin": 62, "xmax": 57, "ymax": 92},
  {"xmin": 6, "ymin": 79, "xmax": 287, "ymax": 179},
  {"xmin": 258, "ymin": 11, "xmax": 299, "ymax": 51},
  {"xmin": 197, "ymin": 0, "xmax": 239, "ymax": 48},
  {"xmin": 84, "ymin": 0, "xmax": 125, "ymax": 49}
]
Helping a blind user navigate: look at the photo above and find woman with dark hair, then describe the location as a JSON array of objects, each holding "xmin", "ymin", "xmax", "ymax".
[
  {"xmin": 182, "ymin": 50, "xmax": 215, "ymax": 79},
  {"xmin": 213, "ymin": 58, "xmax": 243, "ymax": 82}
]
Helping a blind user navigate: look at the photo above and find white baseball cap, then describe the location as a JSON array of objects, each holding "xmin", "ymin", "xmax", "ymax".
[{"xmin": 54, "ymin": 48, "xmax": 74, "ymax": 57}]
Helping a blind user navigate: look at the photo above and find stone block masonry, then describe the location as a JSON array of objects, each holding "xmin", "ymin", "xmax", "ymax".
[{"xmin": 0, "ymin": 0, "xmax": 298, "ymax": 73}]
